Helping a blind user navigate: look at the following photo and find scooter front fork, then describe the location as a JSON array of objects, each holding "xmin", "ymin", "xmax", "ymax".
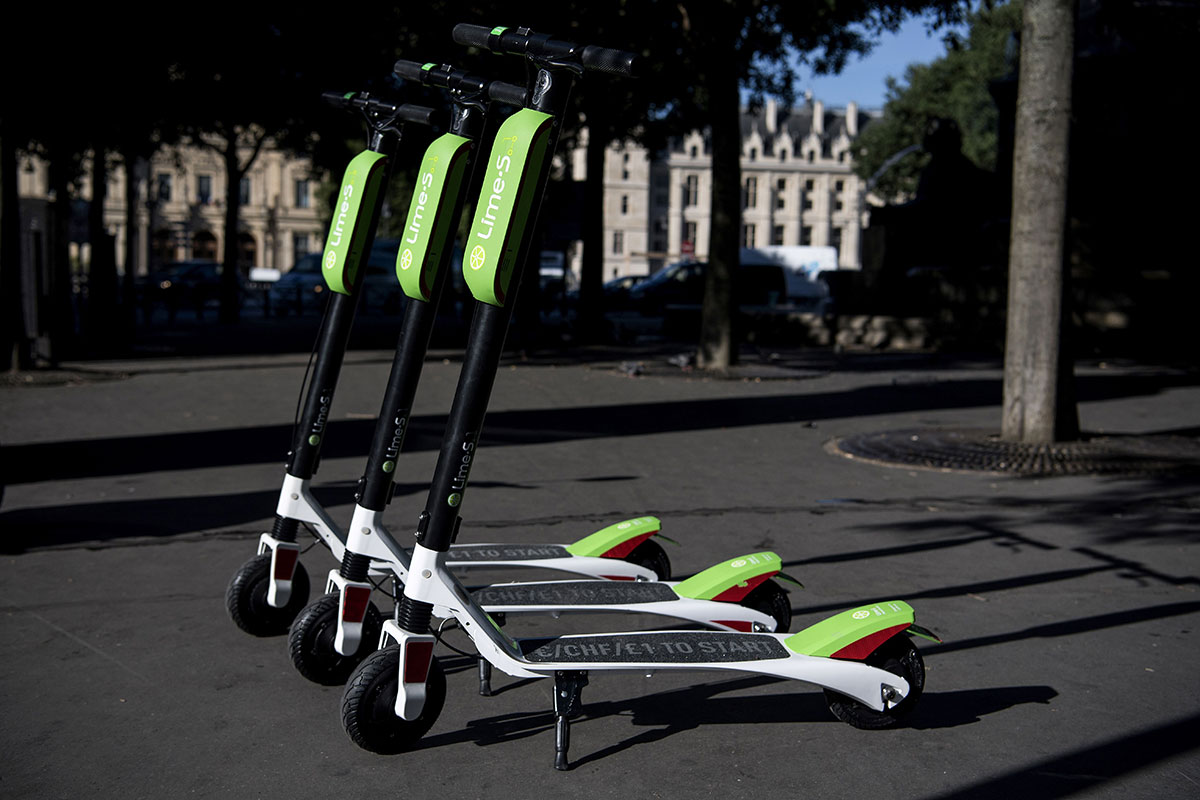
[
  {"xmin": 326, "ymin": 571, "xmax": 375, "ymax": 655},
  {"xmin": 257, "ymin": 532, "xmax": 302, "ymax": 608},
  {"xmin": 380, "ymin": 620, "xmax": 437, "ymax": 720}
]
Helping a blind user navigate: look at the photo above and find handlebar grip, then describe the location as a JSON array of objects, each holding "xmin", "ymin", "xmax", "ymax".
[
  {"xmin": 581, "ymin": 45, "xmax": 637, "ymax": 77},
  {"xmin": 393, "ymin": 59, "xmax": 433, "ymax": 82},
  {"xmin": 321, "ymin": 91, "xmax": 356, "ymax": 107},
  {"xmin": 487, "ymin": 81, "xmax": 528, "ymax": 107},
  {"xmin": 452, "ymin": 23, "xmax": 494, "ymax": 49},
  {"xmin": 396, "ymin": 104, "xmax": 440, "ymax": 127}
]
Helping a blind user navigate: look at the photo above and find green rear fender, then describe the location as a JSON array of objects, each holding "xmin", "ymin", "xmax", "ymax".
[
  {"xmin": 564, "ymin": 517, "xmax": 661, "ymax": 559},
  {"xmin": 322, "ymin": 150, "xmax": 388, "ymax": 295},
  {"xmin": 397, "ymin": 133, "xmax": 472, "ymax": 301},
  {"xmin": 673, "ymin": 552, "xmax": 784, "ymax": 602},
  {"xmin": 786, "ymin": 600, "xmax": 936, "ymax": 660}
]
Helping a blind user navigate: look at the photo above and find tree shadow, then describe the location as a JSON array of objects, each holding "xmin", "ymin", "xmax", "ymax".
[{"xmin": 5, "ymin": 371, "xmax": 1195, "ymax": 486}]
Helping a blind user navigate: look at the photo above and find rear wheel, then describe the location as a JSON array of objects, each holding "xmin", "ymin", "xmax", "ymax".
[
  {"xmin": 288, "ymin": 593, "xmax": 384, "ymax": 685},
  {"xmin": 622, "ymin": 539, "xmax": 671, "ymax": 581},
  {"xmin": 825, "ymin": 635, "xmax": 925, "ymax": 729},
  {"xmin": 739, "ymin": 579, "xmax": 792, "ymax": 632},
  {"xmin": 341, "ymin": 645, "xmax": 446, "ymax": 754},
  {"xmin": 226, "ymin": 554, "xmax": 310, "ymax": 637}
]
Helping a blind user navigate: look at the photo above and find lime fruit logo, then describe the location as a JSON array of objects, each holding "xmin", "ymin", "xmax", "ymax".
[
  {"xmin": 399, "ymin": 249, "xmax": 413, "ymax": 271},
  {"xmin": 324, "ymin": 250, "xmax": 337, "ymax": 270},
  {"xmin": 731, "ymin": 559, "xmax": 747, "ymax": 568},
  {"xmin": 308, "ymin": 434, "xmax": 321, "ymax": 446},
  {"xmin": 852, "ymin": 610, "xmax": 871, "ymax": 620},
  {"xmin": 382, "ymin": 461, "xmax": 396, "ymax": 473},
  {"xmin": 469, "ymin": 245, "xmax": 487, "ymax": 271},
  {"xmin": 448, "ymin": 493, "xmax": 462, "ymax": 507}
]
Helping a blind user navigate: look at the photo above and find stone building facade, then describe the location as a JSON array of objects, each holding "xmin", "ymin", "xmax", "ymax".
[
  {"xmin": 574, "ymin": 97, "xmax": 876, "ymax": 282},
  {"xmin": 16, "ymin": 141, "xmax": 327, "ymax": 278}
]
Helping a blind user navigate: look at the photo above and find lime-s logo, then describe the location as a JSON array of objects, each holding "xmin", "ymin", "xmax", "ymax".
[
  {"xmin": 400, "ymin": 249, "xmax": 413, "ymax": 270},
  {"xmin": 469, "ymin": 245, "xmax": 487, "ymax": 271},
  {"xmin": 852, "ymin": 610, "xmax": 871, "ymax": 620}
]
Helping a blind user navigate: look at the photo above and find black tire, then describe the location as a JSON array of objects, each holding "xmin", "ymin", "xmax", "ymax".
[
  {"xmin": 226, "ymin": 554, "xmax": 311, "ymax": 637},
  {"xmin": 288, "ymin": 592, "xmax": 384, "ymax": 685},
  {"xmin": 825, "ymin": 635, "xmax": 925, "ymax": 729},
  {"xmin": 739, "ymin": 579, "xmax": 792, "ymax": 632},
  {"xmin": 341, "ymin": 645, "xmax": 446, "ymax": 754},
  {"xmin": 623, "ymin": 539, "xmax": 671, "ymax": 581}
]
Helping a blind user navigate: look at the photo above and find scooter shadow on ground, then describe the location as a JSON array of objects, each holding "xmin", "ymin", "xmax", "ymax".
[{"xmin": 410, "ymin": 673, "xmax": 1058, "ymax": 764}]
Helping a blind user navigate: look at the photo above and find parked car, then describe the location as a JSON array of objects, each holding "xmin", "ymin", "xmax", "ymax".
[
  {"xmin": 141, "ymin": 259, "xmax": 241, "ymax": 318},
  {"xmin": 628, "ymin": 260, "xmax": 787, "ymax": 312},
  {"xmin": 269, "ymin": 240, "xmax": 406, "ymax": 316}
]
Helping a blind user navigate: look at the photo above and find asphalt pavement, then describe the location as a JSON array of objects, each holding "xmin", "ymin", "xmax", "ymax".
[{"xmin": 2, "ymin": 317, "xmax": 1198, "ymax": 799}]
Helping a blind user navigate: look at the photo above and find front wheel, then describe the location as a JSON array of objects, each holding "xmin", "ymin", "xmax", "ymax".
[
  {"xmin": 825, "ymin": 635, "xmax": 925, "ymax": 729},
  {"xmin": 623, "ymin": 539, "xmax": 671, "ymax": 581},
  {"xmin": 288, "ymin": 593, "xmax": 384, "ymax": 685},
  {"xmin": 341, "ymin": 645, "xmax": 446, "ymax": 754},
  {"xmin": 226, "ymin": 554, "xmax": 311, "ymax": 637},
  {"xmin": 739, "ymin": 579, "xmax": 792, "ymax": 632}
]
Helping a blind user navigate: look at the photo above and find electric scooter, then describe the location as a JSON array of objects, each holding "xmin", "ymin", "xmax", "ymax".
[
  {"xmin": 286, "ymin": 61, "xmax": 800, "ymax": 687},
  {"xmin": 225, "ymin": 91, "xmax": 437, "ymax": 636},
  {"xmin": 225, "ymin": 86, "xmax": 682, "ymax": 640},
  {"xmin": 339, "ymin": 25, "xmax": 939, "ymax": 770}
]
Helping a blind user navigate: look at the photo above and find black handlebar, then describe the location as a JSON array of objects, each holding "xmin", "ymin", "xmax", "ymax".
[
  {"xmin": 321, "ymin": 91, "xmax": 442, "ymax": 127},
  {"xmin": 393, "ymin": 59, "xmax": 529, "ymax": 107},
  {"xmin": 451, "ymin": 23, "xmax": 636, "ymax": 77}
]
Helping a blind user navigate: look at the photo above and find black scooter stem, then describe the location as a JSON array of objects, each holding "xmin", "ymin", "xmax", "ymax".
[
  {"xmin": 354, "ymin": 87, "xmax": 496, "ymax": 513},
  {"xmin": 286, "ymin": 101, "xmax": 436, "ymax": 482},
  {"xmin": 415, "ymin": 63, "xmax": 575, "ymax": 554}
]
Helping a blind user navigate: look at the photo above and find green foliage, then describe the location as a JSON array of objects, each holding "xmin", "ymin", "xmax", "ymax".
[{"xmin": 852, "ymin": 1, "xmax": 1022, "ymax": 201}]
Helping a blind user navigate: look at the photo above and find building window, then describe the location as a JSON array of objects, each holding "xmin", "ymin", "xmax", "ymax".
[
  {"xmin": 807, "ymin": 151, "xmax": 814, "ymax": 163},
  {"xmin": 779, "ymin": 150, "xmax": 788, "ymax": 162},
  {"xmin": 838, "ymin": 151, "xmax": 846, "ymax": 163},
  {"xmin": 612, "ymin": 230, "xmax": 624, "ymax": 255},
  {"xmin": 689, "ymin": 145, "xmax": 698, "ymax": 158},
  {"xmin": 831, "ymin": 227, "xmax": 843, "ymax": 252},
  {"xmin": 835, "ymin": 180, "xmax": 844, "ymax": 192},
  {"xmin": 742, "ymin": 176, "xmax": 757, "ymax": 209},
  {"xmin": 240, "ymin": 177, "xmax": 251, "ymax": 206},
  {"xmin": 684, "ymin": 222, "xmax": 697, "ymax": 250},
  {"xmin": 775, "ymin": 178, "xmax": 786, "ymax": 209},
  {"xmin": 684, "ymin": 174, "xmax": 699, "ymax": 207},
  {"xmin": 197, "ymin": 175, "xmax": 213, "ymax": 205},
  {"xmin": 294, "ymin": 233, "xmax": 311, "ymax": 257},
  {"xmin": 295, "ymin": 179, "xmax": 310, "ymax": 209},
  {"xmin": 835, "ymin": 199, "xmax": 844, "ymax": 212},
  {"xmin": 801, "ymin": 226, "xmax": 812, "ymax": 246},
  {"xmin": 749, "ymin": 148, "xmax": 758, "ymax": 161},
  {"xmin": 742, "ymin": 223, "xmax": 756, "ymax": 248},
  {"xmin": 621, "ymin": 195, "xmax": 629, "ymax": 215},
  {"xmin": 156, "ymin": 174, "xmax": 172, "ymax": 203},
  {"xmin": 804, "ymin": 179, "xmax": 815, "ymax": 191},
  {"xmin": 803, "ymin": 195, "xmax": 813, "ymax": 211},
  {"xmin": 771, "ymin": 225, "xmax": 785, "ymax": 246}
]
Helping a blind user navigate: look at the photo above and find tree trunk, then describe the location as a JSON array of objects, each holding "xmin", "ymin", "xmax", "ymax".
[
  {"xmin": 0, "ymin": 131, "xmax": 27, "ymax": 371},
  {"xmin": 86, "ymin": 148, "xmax": 120, "ymax": 351},
  {"xmin": 220, "ymin": 134, "xmax": 242, "ymax": 323},
  {"xmin": 122, "ymin": 153, "xmax": 140, "ymax": 308},
  {"xmin": 698, "ymin": 40, "xmax": 741, "ymax": 370},
  {"xmin": 577, "ymin": 117, "xmax": 607, "ymax": 345},
  {"xmin": 1001, "ymin": 0, "xmax": 1076, "ymax": 443}
]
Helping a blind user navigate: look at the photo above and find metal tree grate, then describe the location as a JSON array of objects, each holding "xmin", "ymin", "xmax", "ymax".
[{"xmin": 830, "ymin": 428, "xmax": 1200, "ymax": 476}]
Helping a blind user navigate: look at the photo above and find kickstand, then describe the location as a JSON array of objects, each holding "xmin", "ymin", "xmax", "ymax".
[
  {"xmin": 478, "ymin": 659, "xmax": 493, "ymax": 696},
  {"xmin": 553, "ymin": 670, "xmax": 589, "ymax": 771}
]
